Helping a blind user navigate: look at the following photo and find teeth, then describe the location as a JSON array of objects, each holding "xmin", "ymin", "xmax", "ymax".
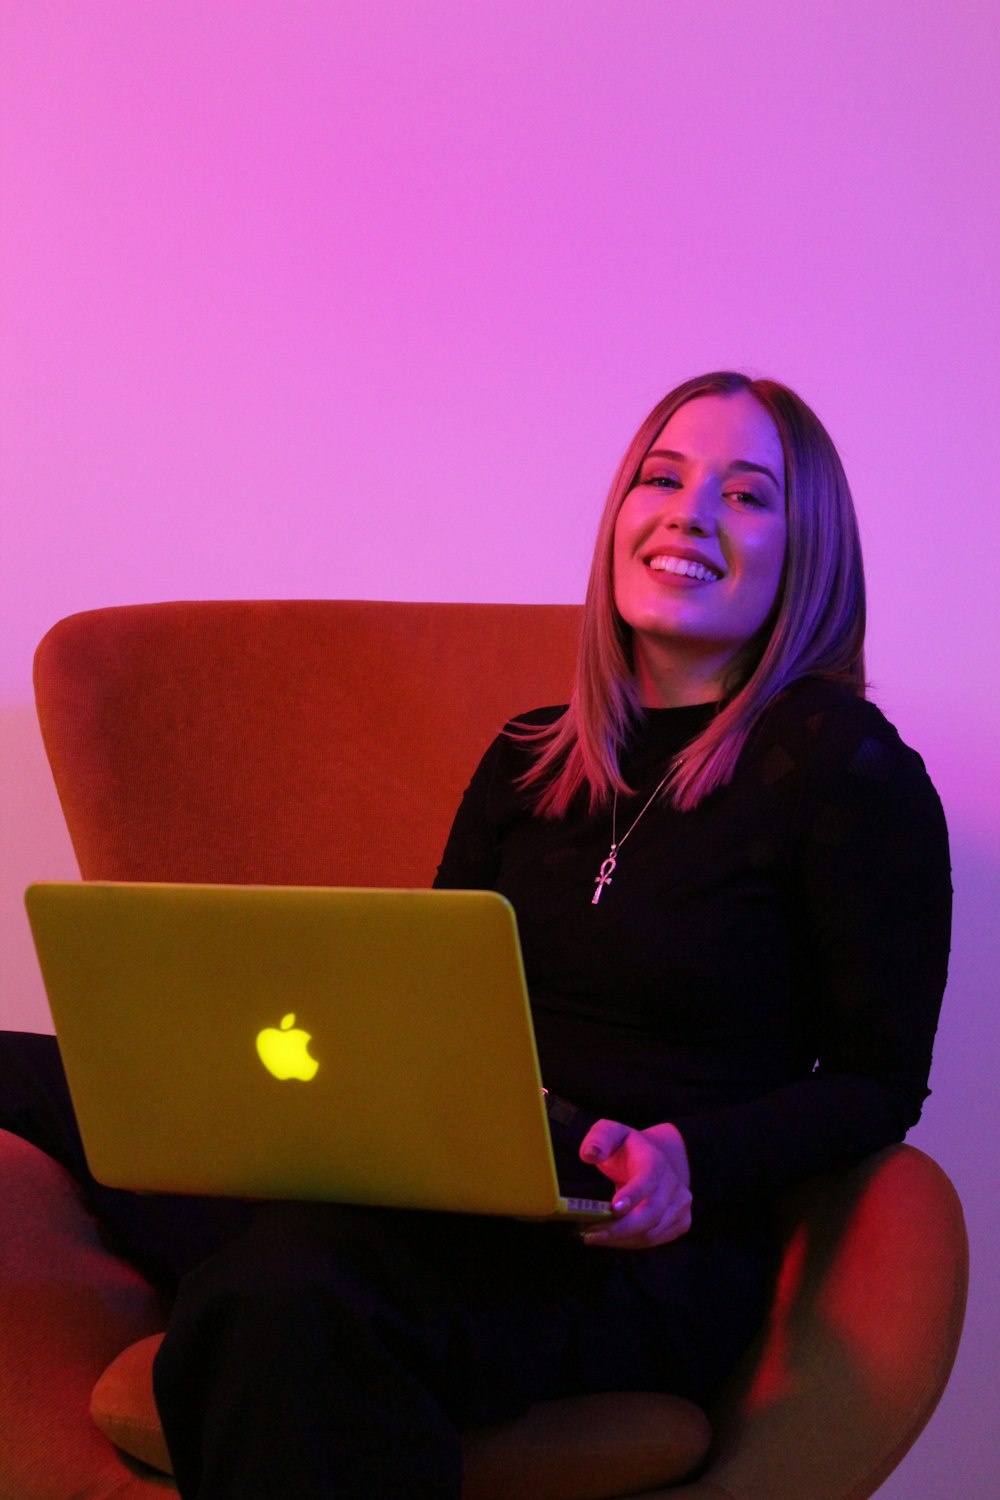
[{"xmin": 648, "ymin": 555, "xmax": 721, "ymax": 581}]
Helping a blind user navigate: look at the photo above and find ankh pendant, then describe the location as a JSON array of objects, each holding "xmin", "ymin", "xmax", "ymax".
[{"xmin": 592, "ymin": 848, "xmax": 618, "ymax": 904}]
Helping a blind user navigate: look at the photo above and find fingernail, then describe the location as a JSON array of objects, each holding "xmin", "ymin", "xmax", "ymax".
[{"xmin": 612, "ymin": 1197, "xmax": 629, "ymax": 1213}]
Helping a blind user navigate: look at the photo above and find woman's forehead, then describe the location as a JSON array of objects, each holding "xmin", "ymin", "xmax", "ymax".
[{"xmin": 649, "ymin": 391, "xmax": 785, "ymax": 485}]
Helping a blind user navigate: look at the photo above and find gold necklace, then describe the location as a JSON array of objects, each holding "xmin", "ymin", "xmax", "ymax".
[{"xmin": 591, "ymin": 768, "xmax": 675, "ymax": 905}]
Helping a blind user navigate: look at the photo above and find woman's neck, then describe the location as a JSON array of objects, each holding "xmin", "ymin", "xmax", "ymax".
[{"xmin": 630, "ymin": 644, "xmax": 727, "ymax": 708}]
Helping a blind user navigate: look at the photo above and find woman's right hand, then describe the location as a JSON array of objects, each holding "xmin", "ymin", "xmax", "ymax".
[{"xmin": 576, "ymin": 1119, "xmax": 692, "ymax": 1249}]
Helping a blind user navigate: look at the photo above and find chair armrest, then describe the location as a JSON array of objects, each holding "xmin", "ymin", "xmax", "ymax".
[
  {"xmin": 0, "ymin": 1128, "xmax": 170, "ymax": 1498},
  {"xmin": 661, "ymin": 1145, "xmax": 968, "ymax": 1500}
]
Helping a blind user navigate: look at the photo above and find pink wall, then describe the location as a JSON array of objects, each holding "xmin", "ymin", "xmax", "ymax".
[{"xmin": 2, "ymin": 2, "xmax": 997, "ymax": 1489}]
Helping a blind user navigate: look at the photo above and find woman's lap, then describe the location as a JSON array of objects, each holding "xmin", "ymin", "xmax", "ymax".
[
  {"xmin": 154, "ymin": 1197, "xmax": 768, "ymax": 1497},
  {"xmin": 166, "ymin": 1197, "xmax": 767, "ymax": 1410}
]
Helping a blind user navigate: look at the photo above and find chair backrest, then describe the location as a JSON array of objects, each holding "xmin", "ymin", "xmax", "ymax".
[{"xmin": 33, "ymin": 600, "xmax": 581, "ymax": 887}]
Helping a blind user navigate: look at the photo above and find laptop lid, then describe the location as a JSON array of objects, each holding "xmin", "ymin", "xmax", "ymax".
[{"xmin": 24, "ymin": 882, "xmax": 610, "ymax": 1221}]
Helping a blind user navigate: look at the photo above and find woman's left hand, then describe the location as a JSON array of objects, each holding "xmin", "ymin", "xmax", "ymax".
[{"xmin": 577, "ymin": 1119, "xmax": 693, "ymax": 1249}]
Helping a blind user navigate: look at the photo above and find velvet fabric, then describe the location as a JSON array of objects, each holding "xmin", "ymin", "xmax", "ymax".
[
  {"xmin": 0, "ymin": 1132, "xmax": 170, "ymax": 1498},
  {"xmin": 33, "ymin": 600, "xmax": 582, "ymax": 890}
]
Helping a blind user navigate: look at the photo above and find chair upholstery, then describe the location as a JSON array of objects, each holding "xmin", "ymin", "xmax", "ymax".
[
  {"xmin": 1, "ymin": 599, "xmax": 967, "ymax": 1499},
  {"xmin": 30, "ymin": 598, "xmax": 584, "ymax": 890},
  {"xmin": 0, "ymin": 1131, "xmax": 171, "ymax": 1498}
]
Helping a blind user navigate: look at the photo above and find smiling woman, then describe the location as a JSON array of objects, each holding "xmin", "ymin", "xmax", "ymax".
[{"xmin": 427, "ymin": 373, "xmax": 949, "ymax": 1286}]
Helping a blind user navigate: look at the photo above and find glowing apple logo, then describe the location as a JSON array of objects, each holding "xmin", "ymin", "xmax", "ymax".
[{"xmin": 255, "ymin": 1014, "xmax": 319, "ymax": 1081}]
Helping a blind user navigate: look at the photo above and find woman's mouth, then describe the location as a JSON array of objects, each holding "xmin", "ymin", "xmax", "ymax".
[{"xmin": 647, "ymin": 555, "xmax": 723, "ymax": 583}]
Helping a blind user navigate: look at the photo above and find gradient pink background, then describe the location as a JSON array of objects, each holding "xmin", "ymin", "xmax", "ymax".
[{"xmin": 2, "ymin": 2, "xmax": 998, "ymax": 1489}]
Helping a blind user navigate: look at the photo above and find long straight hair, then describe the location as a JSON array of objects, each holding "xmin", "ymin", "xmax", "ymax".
[{"xmin": 517, "ymin": 372, "xmax": 867, "ymax": 816}]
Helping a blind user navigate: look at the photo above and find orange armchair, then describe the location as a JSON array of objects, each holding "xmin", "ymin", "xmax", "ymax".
[{"xmin": 1, "ymin": 601, "xmax": 967, "ymax": 1500}]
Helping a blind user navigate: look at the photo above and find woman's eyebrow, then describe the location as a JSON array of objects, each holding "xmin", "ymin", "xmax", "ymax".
[
  {"xmin": 642, "ymin": 448, "xmax": 686, "ymax": 465},
  {"xmin": 642, "ymin": 449, "xmax": 781, "ymax": 489},
  {"xmin": 726, "ymin": 459, "xmax": 782, "ymax": 488}
]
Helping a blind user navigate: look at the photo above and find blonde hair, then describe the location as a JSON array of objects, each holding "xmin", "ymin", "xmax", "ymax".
[{"xmin": 518, "ymin": 372, "xmax": 866, "ymax": 816}]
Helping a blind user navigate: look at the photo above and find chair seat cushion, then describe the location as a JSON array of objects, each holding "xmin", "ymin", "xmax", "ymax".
[{"xmin": 92, "ymin": 1333, "xmax": 712, "ymax": 1497}]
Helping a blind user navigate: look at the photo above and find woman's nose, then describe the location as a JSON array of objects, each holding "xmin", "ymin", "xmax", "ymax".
[{"xmin": 660, "ymin": 481, "xmax": 716, "ymax": 537}]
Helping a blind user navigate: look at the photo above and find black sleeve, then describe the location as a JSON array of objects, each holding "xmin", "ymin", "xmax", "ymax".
[
  {"xmin": 676, "ymin": 707, "xmax": 952, "ymax": 1207},
  {"xmin": 433, "ymin": 708, "xmax": 564, "ymax": 892},
  {"xmin": 432, "ymin": 732, "xmax": 507, "ymax": 892}
]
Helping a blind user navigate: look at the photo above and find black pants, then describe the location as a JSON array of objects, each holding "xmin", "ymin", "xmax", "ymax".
[{"xmin": 1, "ymin": 1032, "xmax": 770, "ymax": 1500}]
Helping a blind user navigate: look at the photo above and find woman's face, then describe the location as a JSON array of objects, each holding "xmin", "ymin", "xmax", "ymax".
[{"xmin": 613, "ymin": 390, "xmax": 788, "ymax": 704}]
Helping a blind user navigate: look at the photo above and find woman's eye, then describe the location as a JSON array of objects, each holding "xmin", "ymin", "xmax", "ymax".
[
  {"xmin": 726, "ymin": 489, "xmax": 766, "ymax": 509},
  {"xmin": 644, "ymin": 474, "xmax": 681, "ymax": 489}
]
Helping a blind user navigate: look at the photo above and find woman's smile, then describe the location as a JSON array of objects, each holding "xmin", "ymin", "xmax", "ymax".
[{"xmin": 645, "ymin": 549, "xmax": 724, "ymax": 584}]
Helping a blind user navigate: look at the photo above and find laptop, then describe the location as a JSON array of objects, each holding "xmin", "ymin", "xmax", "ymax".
[{"xmin": 24, "ymin": 882, "xmax": 612, "ymax": 1223}]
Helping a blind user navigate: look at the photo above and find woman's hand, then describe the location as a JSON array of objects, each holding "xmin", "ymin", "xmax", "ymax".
[{"xmin": 577, "ymin": 1119, "xmax": 692, "ymax": 1249}]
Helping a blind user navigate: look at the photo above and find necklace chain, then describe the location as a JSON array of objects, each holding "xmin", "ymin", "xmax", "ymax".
[{"xmin": 591, "ymin": 766, "xmax": 676, "ymax": 905}]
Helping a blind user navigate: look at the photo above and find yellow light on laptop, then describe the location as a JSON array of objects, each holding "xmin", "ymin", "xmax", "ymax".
[{"xmin": 255, "ymin": 1014, "xmax": 319, "ymax": 1081}]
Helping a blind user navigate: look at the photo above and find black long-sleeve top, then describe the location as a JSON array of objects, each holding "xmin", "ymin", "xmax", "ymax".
[{"xmin": 434, "ymin": 678, "xmax": 951, "ymax": 1227}]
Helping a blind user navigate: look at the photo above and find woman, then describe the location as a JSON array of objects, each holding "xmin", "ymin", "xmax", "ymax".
[
  {"xmin": 430, "ymin": 370, "xmax": 948, "ymax": 1249},
  {"xmin": 2, "ymin": 372, "xmax": 951, "ymax": 1498}
]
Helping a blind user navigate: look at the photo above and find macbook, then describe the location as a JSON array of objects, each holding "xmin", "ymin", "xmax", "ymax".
[{"xmin": 24, "ymin": 882, "xmax": 612, "ymax": 1222}]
